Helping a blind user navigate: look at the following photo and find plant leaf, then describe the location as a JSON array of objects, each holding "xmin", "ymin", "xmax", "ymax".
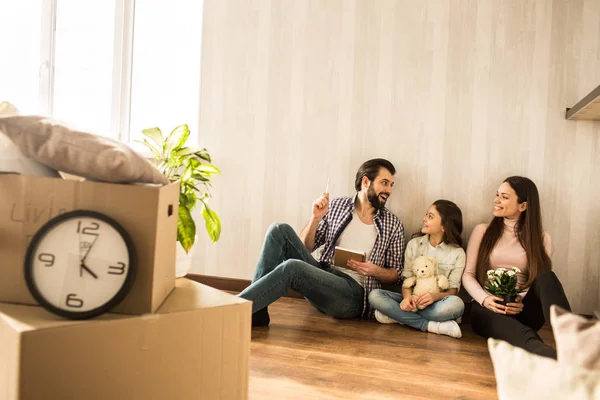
[
  {"xmin": 177, "ymin": 204, "xmax": 196, "ymax": 253},
  {"xmin": 165, "ymin": 124, "xmax": 190, "ymax": 154},
  {"xmin": 191, "ymin": 173, "xmax": 210, "ymax": 182},
  {"xmin": 195, "ymin": 164, "xmax": 221, "ymax": 175},
  {"xmin": 142, "ymin": 127, "xmax": 164, "ymax": 150},
  {"xmin": 194, "ymin": 149, "xmax": 211, "ymax": 162},
  {"xmin": 181, "ymin": 158, "xmax": 200, "ymax": 182},
  {"xmin": 201, "ymin": 202, "xmax": 221, "ymax": 242},
  {"xmin": 135, "ymin": 139, "xmax": 162, "ymax": 161},
  {"xmin": 174, "ymin": 147, "xmax": 196, "ymax": 157}
]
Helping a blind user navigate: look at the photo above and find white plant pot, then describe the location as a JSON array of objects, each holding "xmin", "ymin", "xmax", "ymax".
[{"xmin": 175, "ymin": 236, "xmax": 197, "ymax": 278}]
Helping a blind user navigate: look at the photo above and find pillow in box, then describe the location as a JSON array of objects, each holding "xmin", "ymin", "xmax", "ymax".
[
  {"xmin": 551, "ymin": 305, "xmax": 600, "ymax": 371},
  {"xmin": 0, "ymin": 102, "xmax": 61, "ymax": 178},
  {"xmin": 0, "ymin": 115, "xmax": 169, "ymax": 185},
  {"xmin": 487, "ymin": 338, "xmax": 600, "ymax": 400}
]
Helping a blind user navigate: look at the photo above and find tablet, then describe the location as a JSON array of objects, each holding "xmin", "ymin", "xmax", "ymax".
[{"xmin": 333, "ymin": 246, "xmax": 366, "ymax": 268}]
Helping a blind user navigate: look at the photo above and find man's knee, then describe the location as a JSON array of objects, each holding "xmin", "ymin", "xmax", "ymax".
[
  {"xmin": 266, "ymin": 222, "xmax": 294, "ymax": 239},
  {"xmin": 278, "ymin": 259, "xmax": 311, "ymax": 278}
]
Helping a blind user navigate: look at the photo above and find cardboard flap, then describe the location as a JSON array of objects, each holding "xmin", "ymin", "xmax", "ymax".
[
  {"xmin": 0, "ymin": 303, "xmax": 129, "ymax": 332},
  {"xmin": 157, "ymin": 279, "xmax": 249, "ymax": 314}
]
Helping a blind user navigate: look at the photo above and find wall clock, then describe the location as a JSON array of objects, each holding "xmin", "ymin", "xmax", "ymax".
[{"xmin": 24, "ymin": 210, "xmax": 136, "ymax": 319}]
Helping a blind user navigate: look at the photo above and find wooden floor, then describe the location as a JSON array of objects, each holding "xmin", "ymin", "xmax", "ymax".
[{"xmin": 248, "ymin": 296, "xmax": 554, "ymax": 400}]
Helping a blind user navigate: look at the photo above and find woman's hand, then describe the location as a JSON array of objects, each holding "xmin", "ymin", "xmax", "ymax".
[
  {"xmin": 482, "ymin": 295, "xmax": 507, "ymax": 314},
  {"xmin": 504, "ymin": 295, "xmax": 524, "ymax": 315}
]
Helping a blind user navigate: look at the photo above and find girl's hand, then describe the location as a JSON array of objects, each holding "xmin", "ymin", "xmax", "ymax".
[
  {"xmin": 504, "ymin": 295, "xmax": 524, "ymax": 315},
  {"xmin": 400, "ymin": 297, "xmax": 416, "ymax": 311},
  {"xmin": 482, "ymin": 295, "xmax": 507, "ymax": 314},
  {"xmin": 415, "ymin": 293, "xmax": 435, "ymax": 307}
]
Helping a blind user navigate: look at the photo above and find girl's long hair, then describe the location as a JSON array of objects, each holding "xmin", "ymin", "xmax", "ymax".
[{"xmin": 475, "ymin": 176, "xmax": 552, "ymax": 289}]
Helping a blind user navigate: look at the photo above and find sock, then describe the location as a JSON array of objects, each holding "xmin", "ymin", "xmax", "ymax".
[
  {"xmin": 374, "ymin": 310, "xmax": 398, "ymax": 324},
  {"xmin": 252, "ymin": 307, "xmax": 270, "ymax": 327},
  {"xmin": 427, "ymin": 320, "xmax": 462, "ymax": 338}
]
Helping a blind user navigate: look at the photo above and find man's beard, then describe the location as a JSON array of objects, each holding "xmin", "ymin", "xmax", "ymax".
[{"xmin": 367, "ymin": 183, "xmax": 387, "ymax": 210}]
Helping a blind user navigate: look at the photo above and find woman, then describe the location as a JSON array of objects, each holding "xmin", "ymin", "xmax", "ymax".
[
  {"xmin": 463, "ymin": 176, "xmax": 570, "ymax": 358},
  {"xmin": 369, "ymin": 200, "xmax": 466, "ymax": 338}
]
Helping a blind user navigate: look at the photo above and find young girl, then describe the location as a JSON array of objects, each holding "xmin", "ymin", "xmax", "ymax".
[
  {"xmin": 462, "ymin": 176, "xmax": 570, "ymax": 358},
  {"xmin": 369, "ymin": 200, "xmax": 466, "ymax": 338}
]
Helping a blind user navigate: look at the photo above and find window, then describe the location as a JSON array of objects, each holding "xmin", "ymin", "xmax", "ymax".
[
  {"xmin": 0, "ymin": 0, "xmax": 45, "ymax": 114},
  {"xmin": 52, "ymin": 0, "xmax": 116, "ymax": 136},
  {"xmin": 129, "ymin": 0, "xmax": 203, "ymax": 144},
  {"xmin": 1, "ymin": 0, "xmax": 204, "ymax": 144}
]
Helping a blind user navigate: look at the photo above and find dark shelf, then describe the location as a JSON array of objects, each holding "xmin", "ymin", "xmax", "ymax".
[{"xmin": 566, "ymin": 84, "xmax": 600, "ymax": 120}]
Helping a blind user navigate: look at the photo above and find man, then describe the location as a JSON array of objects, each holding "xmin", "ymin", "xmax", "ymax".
[{"xmin": 238, "ymin": 158, "xmax": 405, "ymax": 326}]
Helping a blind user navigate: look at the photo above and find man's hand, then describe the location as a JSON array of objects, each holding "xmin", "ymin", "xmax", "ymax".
[
  {"xmin": 346, "ymin": 259, "xmax": 380, "ymax": 277},
  {"xmin": 414, "ymin": 293, "xmax": 436, "ymax": 308},
  {"xmin": 400, "ymin": 297, "xmax": 417, "ymax": 311},
  {"xmin": 505, "ymin": 295, "xmax": 524, "ymax": 315},
  {"xmin": 311, "ymin": 192, "xmax": 330, "ymax": 220}
]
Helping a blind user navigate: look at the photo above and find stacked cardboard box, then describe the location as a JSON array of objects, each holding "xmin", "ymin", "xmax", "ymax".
[{"xmin": 0, "ymin": 175, "xmax": 252, "ymax": 399}]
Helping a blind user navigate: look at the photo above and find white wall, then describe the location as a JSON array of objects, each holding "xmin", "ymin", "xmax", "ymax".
[{"xmin": 193, "ymin": 0, "xmax": 600, "ymax": 314}]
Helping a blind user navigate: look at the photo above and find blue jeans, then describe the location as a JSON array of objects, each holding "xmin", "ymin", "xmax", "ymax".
[
  {"xmin": 238, "ymin": 223, "xmax": 364, "ymax": 318},
  {"xmin": 368, "ymin": 289, "xmax": 464, "ymax": 331}
]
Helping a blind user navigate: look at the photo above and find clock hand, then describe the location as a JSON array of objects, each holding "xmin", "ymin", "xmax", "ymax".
[
  {"xmin": 81, "ymin": 234, "xmax": 99, "ymax": 264},
  {"xmin": 80, "ymin": 262, "xmax": 99, "ymax": 279},
  {"xmin": 78, "ymin": 227, "xmax": 83, "ymax": 262}
]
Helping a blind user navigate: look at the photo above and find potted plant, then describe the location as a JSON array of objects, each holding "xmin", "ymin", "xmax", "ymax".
[
  {"xmin": 137, "ymin": 124, "xmax": 221, "ymax": 277},
  {"xmin": 484, "ymin": 267, "xmax": 521, "ymax": 305}
]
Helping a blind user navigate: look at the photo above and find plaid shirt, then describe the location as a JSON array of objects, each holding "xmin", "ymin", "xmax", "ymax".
[{"xmin": 313, "ymin": 195, "xmax": 405, "ymax": 317}]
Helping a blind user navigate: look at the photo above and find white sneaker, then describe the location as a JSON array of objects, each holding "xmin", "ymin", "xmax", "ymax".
[
  {"xmin": 427, "ymin": 320, "xmax": 462, "ymax": 338},
  {"xmin": 374, "ymin": 310, "xmax": 398, "ymax": 324}
]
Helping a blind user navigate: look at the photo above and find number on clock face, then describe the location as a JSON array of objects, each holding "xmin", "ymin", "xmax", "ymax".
[{"xmin": 26, "ymin": 211, "xmax": 135, "ymax": 317}]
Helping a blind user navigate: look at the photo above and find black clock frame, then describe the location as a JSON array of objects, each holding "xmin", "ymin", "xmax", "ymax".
[{"xmin": 24, "ymin": 209, "xmax": 137, "ymax": 320}]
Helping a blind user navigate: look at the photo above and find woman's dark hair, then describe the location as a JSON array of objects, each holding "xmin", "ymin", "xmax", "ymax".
[
  {"xmin": 412, "ymin": 200, "xmax": 464, "ymax": 248},
  {"xmin": 354, "ymin": 158, "xmax": 396, "ymax": 191},
  {"xmin": 475, "ymin": 176, "xmax": 552, "ymax": 289}
]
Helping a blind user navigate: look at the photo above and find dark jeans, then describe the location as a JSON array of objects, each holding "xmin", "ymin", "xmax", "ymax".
[
  {"xmin": 471, "ymin": 270, "xmax": 570, "ymax": 359},
  {"xmin": 238, "ymin": 223, "xmax": 364, "ymax": 319}
]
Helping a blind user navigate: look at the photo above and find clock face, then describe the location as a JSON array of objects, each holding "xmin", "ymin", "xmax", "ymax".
[{"xmin": 24, "ymin": 210, "xmax": 136, "ymax": 319}]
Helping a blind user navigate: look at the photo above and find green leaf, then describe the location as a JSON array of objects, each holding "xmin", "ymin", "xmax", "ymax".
[
  {"xmin": 135, "ymin": 139, "xmax": 162, "ymax": 160},
  {"xmin": 201, "ymin": 202, "xmax": 221, "ymax": 242},
  {"xmin": 174, "ymin": 147, "xmax": 196, "ymax": 157},
  {"xmin": 191, "ymin": 173, "xmax": 210, "ymax": 182},
  {"xmin": 177, "ymin": 204, "xmax": 196, "ymax": 253},
  {"xmin": 194, "ymin": 149, "xmax": 211, "ymax": 162},
  {"xmin": 195, "ymin": 164, "xmax": 221, "ymax": 175},
  {"xmin": 165, "ymin": 124, "xmax": 190, "ymax": 154},
  {"xmin": 141, "ymin": 127, "xmax": 165, "ymax": 150},
  {"xmin": 180, "ymin": 158, "xmax": 200, "ymax": 183}
]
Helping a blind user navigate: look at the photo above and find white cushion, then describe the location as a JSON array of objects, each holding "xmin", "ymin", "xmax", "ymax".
[
  {"xmin": 551, "ymin": 305, "xmax": 600, "ymax": 371},
  {"xmin": 488, "ymin": 338, "xmax": 600, "ymax": 400}
]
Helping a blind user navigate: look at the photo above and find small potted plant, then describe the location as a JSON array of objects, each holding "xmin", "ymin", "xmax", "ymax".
[
  {"xmin": 485, "ymin": 267, "xmax": 521, "ymax": 305},
  {"xmin": 137, "ymin": 124, "xmax": 221, "ymax": 276}
]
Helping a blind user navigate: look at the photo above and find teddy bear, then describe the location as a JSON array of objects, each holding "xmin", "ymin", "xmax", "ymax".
[{"xmin": 401, "ymin": 256, "xmax": 449, "ymax": 311}]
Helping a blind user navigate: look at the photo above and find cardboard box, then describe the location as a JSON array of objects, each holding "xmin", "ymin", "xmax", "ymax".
[
  {"xmin": 0, "ymin": 278, "xmax": 252, "ymax": 400},
  {"xmin": 0, "ymin": 174, "xmax": 179, "ymax": 315}
]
